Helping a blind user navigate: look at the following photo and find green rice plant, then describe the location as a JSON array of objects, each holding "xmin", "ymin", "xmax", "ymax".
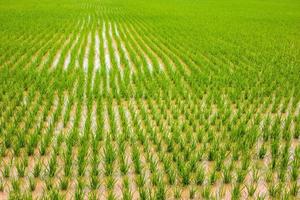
[
  {"xmin": 266, "ymin": 170, "xmax": 274, "ymax": 183},
  {"xmin": 88, "ymin": 191, "xmax": 98, "ymax": 200},
  {"xmin": 28, "ymin": 177, "xmax": 36, "ymax": 192},
  {"xmin": 189, "ymin": 187, "xmax": 196, "ymax": 199},
  {"xmin": 223, "ymin": 166, "xmax": 232, "ymax": 184},
  {"xmin": 47, "ymin": 153, "xmax": 57, "ymax": 177},
  {"xmin": 209, "ymin": 168, "xmax": 217, "ymax": 185},
  {"xmin": 136, "ymin": 173, "xmax": 146, "ymax": 188},
  {"xmin": 33, "ymin": 161, "xmax": 41, "ymax": 178},
  {"xmin": 107, "ymin": 176, "xmax": 115, "ymax": 191},
  {"xmin": 251, "ymin": 166, "xmax": 260, "ymax": 183},
  {"xmin": 3, "ymin": 163, "xmax": 10, "ymax": 178},
  {"xmin": 149, "ymin": 156, "xmax": 158, "ymax": 174},
  {"xmin": 294, "ymin": 122, "xmax": 300, "ymax": 139},
  {"xmin": 155, "ymin": 181, "xmax": 166, "ymax": 200},
  {"xmin": 48, "ymin": 188, "xmax": 65, "ymax": 200},
  {"xmin": 12, "ymin": 142, "xmax": 21, "ymax": 157},
  {"xmin": 174, "ymin": 187, "xmax": 181, "ymax": 199},
  {"xmin": 258, "ymin": 144, "xmax": 267, "ymax": 159},
  {"xmin": 107, "ymin": 191, "xmax": 116, "ymax": 200},
  {"xmin": 138, "ymin": 187, "xmax": 148, "ymax": 200},
  {"xmin": 132, "ymin": 146, "xmax": 142, "ymax": 174},
  {"xmin": 59, "ymin": 177, "xmax": 69, "ymax": 191},
  {"xmin": 0, "ymin": 179, "xmax": 4, "ymax": 192},
  {"xmin": 104, "ymin": 139, "xmax": 116, "ymax": 176},
  {"xmin": 122, "ymin": 185, "xmax": 132, "ymax": 200},
  {"xmin": 151, "ymin": 172, "xmax": 161, "ymax": 187},
  {"xmin": 201, "ymin": 186, "xmax": 211, "ymax": 199},
  {"xmin": 246, "ymin": 182, "xmax": 257, "ymax": 197},
  {"xmin": 166, "ymin": 167, "xmax": 176, "ymax": 185},
  {"xmin": 268, "ymin": 183, "xmax": 280, "ymax": 198},
  {"xmin": 75, "ymin": 186, "xmax": 84, "ymax": 200},
  {"xmin": 77, "ymin": 145, "xmax": 87, "ymax": 177},
  {"xmin": 0, "ymin": 145, "xmax": 6, "ymax": 157},
  {"xmin": 236, "ymin": 168, "xmax": 247, "ymax": 184},
  {"xmin": 16, "ymin": 160, "xmax": 26, "ymax": 177},
  {"xmin": 120, "ymin": 156, "xmax": 129, "ymax": 176},
  {"xmin": 231, "ymin": 184, "xmax": 241, "ymax": 200},
  {"xmin": 291, "ymin": 159, "xmax": 299, "ymax": 182},
  {"xmin": 90, "ymin": 176, "xmax": 99, "ymax": 190},
  {"xmin": 289, "ymin": 182, "xmax": 299, "ymax": 197},
  {"xmin": 91, "ymin": 156, "xmax": 100, "ymax": 177},
  {"xmin": 27, "ymin": 133, "xmax": 38, "ymax": 156},
  {"xmin": 45, "ymin": 178, "xmax": 54, "ymax": 191},
  {"xmin": 11, "ymin": 179, "xmax": 20, "ymax": 193}
]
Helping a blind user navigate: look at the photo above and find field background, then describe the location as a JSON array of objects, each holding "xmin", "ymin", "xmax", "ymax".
[{"xmin": 0, "ymin": 0, "xmax": 300, "ymax": 199}]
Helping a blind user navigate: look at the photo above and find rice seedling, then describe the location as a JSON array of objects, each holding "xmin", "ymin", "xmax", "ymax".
[
  {"xmin": 0, "ymin": 179, "xmax": 4, "ymax": 192},
  {"xmin": 59, "ymin": 177, "xmax": 69, "ymax": 191},
  {"xmin": 33, "ymin": 161, "xmax": 41, "ymax": 178},
  {"xmin": 28, "ymin": 177, "xmax": 36, "ymax": 192}
]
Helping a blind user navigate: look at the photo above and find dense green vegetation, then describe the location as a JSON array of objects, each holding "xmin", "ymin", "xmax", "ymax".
[{"xmin": 0, "ymin": 0, "xmax": 299, "ymax": 199}]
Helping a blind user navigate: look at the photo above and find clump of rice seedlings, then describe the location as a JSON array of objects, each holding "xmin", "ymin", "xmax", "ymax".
[
  {"xmin": 251, "ymin": 166, "xmax": 260, "ymax": 183},
  {"xmin": 201, "ymin": 185, "xmax": 211, "ymax": 199},
  {"xmin": 167, "ymin": 166, "xmax": 176, "ymax": 185},
  {"xmin": 151, "ymin": 172, "xmax": 161, "ymax": 187},
  {"xmin": 180, "ymin": 165, "xmax": 190, "ymax": 185},
  {"xmin": 174, "ymin": 187, "xmax": 181, "ymax": 199},
  {"xmin": 268, "ymin": 183, "xmax": 280, "ymax": 198},
  {"xmin": 90, "ymin": 176, "xmax": 99, "ymax": 190},
  {"xmin": 47, "ymin": 153, "xmax": 57, "ymax": 177},
  {"xmin": 106, "ymin": 176, "xmax": 115, "ymax": 191},
  {"xmin": 138, "ymin": 187, "xmax": 148, "ymax": 200},
  {"xmin": 0, "ymin": 179, "xmax": 4, "ymax": 192},
  {"xmin": 10, "ymin": 178, "xmax": 20, "ymax": 193},
  {"xmin": 27, "ymin": 133, "xmax": 38, "ymax": 156},
  {"xmin": 209, "ymin": 168, "xmax": 217, "ymax": 185},
  {"xmin": 3, "ymin": 163, "xmax": 11, "ymax": 178},
  {"xmin": 132, "ymin": 146, "xmax": 142, "ymax": 174},
  {"xmin": 155, "ymin": 181, "xmax": 166, "ymax": 200},
  {"xmin": 231, "ymin": 184, "xmax": 241, "ymax": 200},
  {"xmin": 77, "ymin": 141, "xmax": 88, "ymax": 177},
  {"xmin": 28, "ymin": 177, "xmax": 36, "ymax": 192},
  {"xmin": 223, "ymin": 166, "xmax": 232, "ymax": 184},
  {"xmin": 75, "ymin": 181, "xmax": 85, "ymax": 200},
  {"xmin": 45, "ymin": 178, "xmax": 54, "ymax": 191},
  {"xmin": 189, "ymin": 187, "xmax": 196, "ymax": 199},
  {"xmin": 107, "ymin": 190, "xmax": 116, "ymax": 200},
  {"xmin": 289, "ymin": 182, "xmax": 299, "ymax": 197},
  {"xmin": 136, "ymin": 173, "xmax": 146, "ymax": 189},
  {"xmin": 246, "ymin": 182, "xmax": 257, "ymax": 197},
  {"xmin": 265, "ymin": 169, "xmax": 274, "ymax": 183},
  {"xmin": 12, "ymin": 139, "xmax": 21, "ymax": 157},
  {"xmin": 122, "ymin": 177, "xmax": 132, "ymax": 200},
  {"xmin": 236, "ymin": 168, "xmax": 247, "ymax": 184},
  {"xmin": 88, "ymin": 191, "xmax": 98, "ymax": 200},
  {"xmin": 33, "ymin": 161, "xmax": 41, "ymax": 178},
  {"xmin": 104, "ymin": 138, "xmax": 116, "ymax": 176},
  {"xmin": 290, "ymin": 158, "xmax": 299, "ymax": 182},
  {"xmin": 119, "ymin": 150, "xmax": 129, "ymax": 175},
  {"xmin": 16, "ymin": 159, "xmax": 27, "ymax": 178},
  {"xmin": 48, "ymin": 188, "xmax": 65, "ymax": 200},
  {"xmin": 0, "ymin": 145, "xmax": 6, "ymax": 157},
  {"xmin": 195, "ymin": 165, "xmax": 205, "ymax": 185},
  {"xmin": 59, "ymin": 177, "xmax": 69, "ymax": 191},
  {"xmin": 9, "ymin": 192, "xmax": 33, "ymax": 200}
]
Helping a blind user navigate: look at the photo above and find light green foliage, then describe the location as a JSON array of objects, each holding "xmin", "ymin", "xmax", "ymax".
[{"xmin": 0, "ymin": 0, "xmax": 299, "ymax": 199}]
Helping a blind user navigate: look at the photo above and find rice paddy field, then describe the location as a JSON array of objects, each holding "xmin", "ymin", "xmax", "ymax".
[{"xmin": 0, "ymin": 0, "xmax": 300, "ymax": 199}]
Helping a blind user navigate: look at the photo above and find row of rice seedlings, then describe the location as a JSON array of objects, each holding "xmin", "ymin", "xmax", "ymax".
[{"xmin": 1, "ymin": 26, "xmax": 53, "ymax": 69}]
